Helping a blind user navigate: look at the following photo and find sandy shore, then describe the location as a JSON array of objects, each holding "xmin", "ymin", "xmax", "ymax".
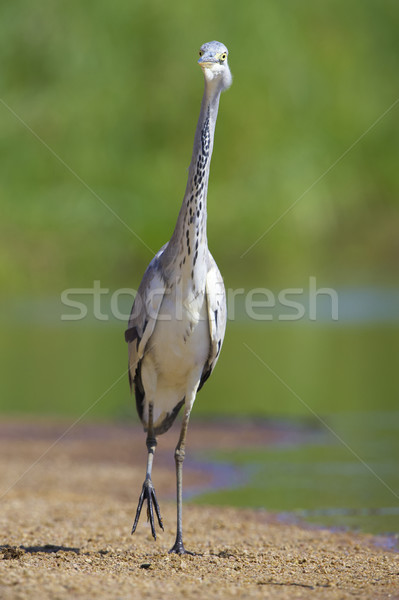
[{"xmin": 0, "ymin": 420, "xmax": 398, "ymax": 599}]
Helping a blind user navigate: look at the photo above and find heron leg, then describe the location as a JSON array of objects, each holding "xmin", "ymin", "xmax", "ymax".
[
  {"xmin": 131, "ymin": 404, "xmax": 164, "ymax": 539},
  {"xmin": 169, "ymin": 405, "xmax": 194, "ymax": 555}
]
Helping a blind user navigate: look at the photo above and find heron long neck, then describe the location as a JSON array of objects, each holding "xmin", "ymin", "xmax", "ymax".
[{"xmin": 162, "ymin": 80, "xmax": 222, "ymax": 285}]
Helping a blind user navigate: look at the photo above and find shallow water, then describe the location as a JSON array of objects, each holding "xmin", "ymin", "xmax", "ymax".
[{"xmin": 189, "ymin": 412, "xmax": 399, "ymax": 536}]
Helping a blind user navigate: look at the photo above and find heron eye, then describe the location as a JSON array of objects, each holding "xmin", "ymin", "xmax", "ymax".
[
  {"xmin": 220, "ymin": 53, "xmax": 227, "ymax": 61},
  {"xmin": 199, "ymin": 50, "xmax": 203, "ymax": 57}
]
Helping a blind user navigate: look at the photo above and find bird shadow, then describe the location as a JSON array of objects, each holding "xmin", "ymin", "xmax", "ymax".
[
  {"xmin": 22, "ymin": 543, "xmax": 81, "ymax": 554},
  {"xmin": 1, "ymin": 543, "xmax": 81, "ymax": 557}
]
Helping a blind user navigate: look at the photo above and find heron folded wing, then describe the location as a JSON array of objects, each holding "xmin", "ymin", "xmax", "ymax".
[
  {"xmin": 198, "ymin": 251, "xmax": 227, "ymax": 391},
  {"xmin": 126, "ymin": 245, "xmax": 168, "ymax": 391},
  {"xmin": 125, "ymin": 326, "xmax": 139, "ymax": 343}
]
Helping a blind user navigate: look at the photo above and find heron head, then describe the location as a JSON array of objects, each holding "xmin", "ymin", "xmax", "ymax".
[{"xmin": 198, "ymin": 41, "xmax": 232, "ymax": 91}]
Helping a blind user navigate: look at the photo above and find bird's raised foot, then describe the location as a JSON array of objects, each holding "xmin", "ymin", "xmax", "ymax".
[
  {"xmin": 131, "ymin": 477, "xmax": 164, "ymax": 540},
  {"xmin": 168, "ymin": 535, "xmax": 194, "ymax": 555}
]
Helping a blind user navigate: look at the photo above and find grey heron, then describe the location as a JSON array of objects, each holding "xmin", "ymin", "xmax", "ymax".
[{"xmin": 125, "ymin": 40, "xmax": 231, "ymax": 555}]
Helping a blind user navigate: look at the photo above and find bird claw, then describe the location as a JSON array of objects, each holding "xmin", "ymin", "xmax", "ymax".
[
  {"xmin": 131, "ymin": 477, "xmax": 164, "ymax": 539},
  {"xmin": 168, "ymin": 534, "xmax": 194, "ymax": 555}
]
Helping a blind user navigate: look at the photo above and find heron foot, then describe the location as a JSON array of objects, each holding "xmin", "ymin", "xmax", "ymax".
[
  {"xmin": 131, "ymin": 477, "xmax": 164, "ymax": 540},
  {"xmin": 168, "ymin": 535, "xmax": 194, "ymax": 555}
]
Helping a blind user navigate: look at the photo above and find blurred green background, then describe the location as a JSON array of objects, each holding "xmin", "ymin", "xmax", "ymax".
[{"xmin": 1, "ymin": 0, "xmax": 398, "ymax": 535}]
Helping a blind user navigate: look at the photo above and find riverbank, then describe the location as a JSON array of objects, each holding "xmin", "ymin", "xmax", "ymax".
[{"xmin": 0, "ymin": 420, "xmax": 398, "ymax": 599}]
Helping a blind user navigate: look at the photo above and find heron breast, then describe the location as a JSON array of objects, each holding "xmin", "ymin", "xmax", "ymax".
[{"xmin": 150, "ymin": 290, "xmax": 210, "ymax": 377}]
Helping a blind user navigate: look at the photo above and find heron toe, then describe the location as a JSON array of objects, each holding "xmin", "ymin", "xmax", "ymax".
[
  {"xmin": 131, "ymin": 477, "xmax": 164, "ymax": 540},
  {"xmin": 168, "ymin": 534, "xmax": 194, "ymax": 555}
]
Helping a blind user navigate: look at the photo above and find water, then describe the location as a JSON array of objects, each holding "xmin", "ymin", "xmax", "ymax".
[
  {"xmin": 190, "ymin": 412, "xmax": 399, "ymax": 536},
  {"xmin": 0, "ymin": 290, "xmax": 398, "ymax": 537}
]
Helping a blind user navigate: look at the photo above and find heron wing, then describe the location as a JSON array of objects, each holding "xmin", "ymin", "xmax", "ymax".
[
  {"xmin": 198, "ymin": 252, "xmax": 227, "ymax": 391},
  {"xmin": 125, "ymin": 244, "xmax": 168, "ymax": 402}
]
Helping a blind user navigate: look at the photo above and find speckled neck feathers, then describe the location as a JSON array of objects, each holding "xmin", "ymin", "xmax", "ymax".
[{"xmin": 161, "ymin": 83, "xmax": 222, "ymax": 288}]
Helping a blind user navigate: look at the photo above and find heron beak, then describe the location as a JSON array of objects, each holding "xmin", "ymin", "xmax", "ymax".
[{"xmin": 198, "ymin": 54, "xmax": 218, "ymax": 68}]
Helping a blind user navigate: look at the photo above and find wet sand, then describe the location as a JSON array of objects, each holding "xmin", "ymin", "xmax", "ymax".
[{"xmin": 0, "ymin": 420, "xmax": 398, "ymax": 599}]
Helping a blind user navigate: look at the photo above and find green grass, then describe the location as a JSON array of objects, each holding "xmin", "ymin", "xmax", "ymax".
[{"xmin": 1, "ymin": 0, "xmax": 399, "ymax": 296}]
